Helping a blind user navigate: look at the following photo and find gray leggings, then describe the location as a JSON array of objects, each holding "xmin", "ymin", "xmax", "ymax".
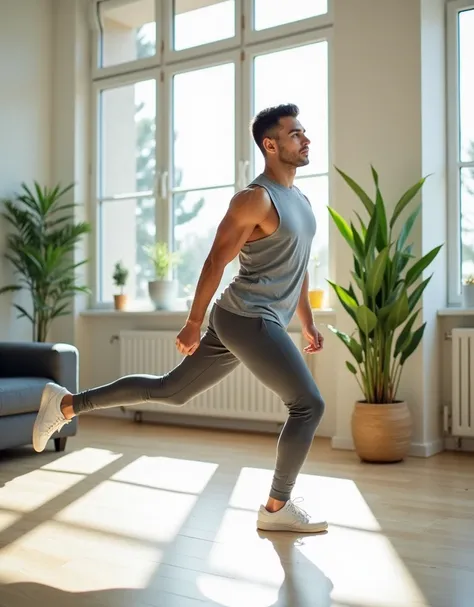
[{"xmin": 73, "ymin": 305, "xmax": 325, "ymax": 502}]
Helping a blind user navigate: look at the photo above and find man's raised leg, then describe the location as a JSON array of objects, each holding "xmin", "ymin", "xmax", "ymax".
[{"xmin": 32, "ymin": 319, "xmax": 239, "ymax": 452}]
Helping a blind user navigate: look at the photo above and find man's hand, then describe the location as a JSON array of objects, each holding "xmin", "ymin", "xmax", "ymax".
[
  {"xmin": 176, "ymin": 320, "xmax": 201, "ymax": 356},
  {"xmin": 302, "ymin": 323, "xmax": 324, "ymax": 354}
]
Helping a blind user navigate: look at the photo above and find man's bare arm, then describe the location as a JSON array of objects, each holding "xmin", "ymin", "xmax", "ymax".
[
  {"xmin": 186, "ymin": 188, "xmax": 270, "ymax": 327},
  {"xmin": 296, "ymin": 270, "xmax": 313, "ymax": 328}
]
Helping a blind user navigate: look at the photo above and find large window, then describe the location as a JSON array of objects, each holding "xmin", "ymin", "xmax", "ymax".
[
  {"xmin": 448, "ymin": 1, "xmax": 474, "ymax": 304},
  {"xmin": 91, "ymin": 0, "xmax": 332, "ymax": 309}
]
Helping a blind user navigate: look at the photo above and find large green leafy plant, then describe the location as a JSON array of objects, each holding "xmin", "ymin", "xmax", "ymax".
[
  {"xmin": 0, "ymin": 182, "xmax": 91, "ymax": 342},
  {"xmin": 327, "ymin": 167, "xmax": 442, "ymax": 404}
]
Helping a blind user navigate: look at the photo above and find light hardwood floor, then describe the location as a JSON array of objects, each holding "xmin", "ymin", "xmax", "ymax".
[{"xmin": 0, "ymin": 416, "xmax": 473, "ymax": 607}]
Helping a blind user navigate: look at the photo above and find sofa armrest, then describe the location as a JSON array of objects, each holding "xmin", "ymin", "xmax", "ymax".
[{"xmin": 0, "ymin": 342, "xmax": 78, "ymax": 392}]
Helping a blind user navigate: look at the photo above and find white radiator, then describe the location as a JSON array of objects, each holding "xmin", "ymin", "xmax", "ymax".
[
  {"xmin": 452, "ymin": 328, "xmax": 474, "ymax": 437},
  {"xmin": 119, "ymin": 329, "xmax": 302, "ymax": 422}
]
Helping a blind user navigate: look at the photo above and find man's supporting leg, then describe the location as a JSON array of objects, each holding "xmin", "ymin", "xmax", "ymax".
[
  {"xmin": 33, "ymin": 314, "xmax": 239, "ymax": 452},
  {"xmin": 212, "ymin": 305, "xmax": 326, "ymax": 531}
]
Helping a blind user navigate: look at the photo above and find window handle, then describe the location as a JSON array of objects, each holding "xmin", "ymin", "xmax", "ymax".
[
  {"xmin": 238, "ymin": 160, "xmax": 249, "ymax": 189},
  {"xmin": 160, "ymin": 171, "xmax": 169, "ymax": 199}
]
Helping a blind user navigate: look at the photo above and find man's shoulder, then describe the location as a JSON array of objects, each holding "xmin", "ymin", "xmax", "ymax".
[{"xmin": 230, "ymin": 185, "xmax": 272, "ymax": 211}]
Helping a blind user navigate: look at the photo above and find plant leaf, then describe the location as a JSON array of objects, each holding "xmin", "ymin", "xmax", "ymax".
[
  {"xmin": 400, "ymin": 323, "xmax": 426, "ymax": 365},
  {"xmin": 0, "ymin": 285, "xmax": 22, "ymax": 295},
  {"xmin": 386, "ymin": 288, "xmax": 410, "ymax": 331},
  {"xmin": 396, "ymin": 204, "xmax": 420, "ymax": 252},
  {"xmin": 327, "ymin": 324, "xmax": 364, "ymax": 363},
  {"xmin": 366, "ymin": 247, "xmax": 389, "ymax": 298},
  {"xmin": 355, "ymin": 305, "xmax": 378, "ymax": 335},
  {"xmin": 405, "ymin": 245, "xmax": 443, "ymax": 287},
  {"xmin": 327, "ymin": 280, "xmax": 358, "ymax": 321},
  {"xmin": 394, "ymin": 310, "xmax": 419, "ymax": 358},
  {"xmin": 390, "ymin": 177, "xmax": 428, "ymax": 228},
  {"xmin": 335, "ymin": 167, "xmax": 375, "ymax": 215},
  {"xmin": 328, "ymin": 207, "xmax": 355, "ymax": 251},
  {"xmin": 346, "ymin": 361, "xmax": 357, "ymax": 374},
  {"xmin": 408, "ymin": 275, "xmax": 431, "ymax": 311}
]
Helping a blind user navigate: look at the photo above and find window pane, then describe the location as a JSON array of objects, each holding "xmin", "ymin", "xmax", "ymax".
[
  {"xmin": 459, "ymin": 9, "xmax": 474, "ymax": 162},
  {"xmin": 173, "ymin": 0, "xmax": 235, "ymax": 51},
  {"xmin": 100, "ymin": 79, "xmax": 156, "ymax": 197},
  {"xmin": 98, "ymin": 0, "xmax": 156, "ymax": 68},
  {"xmin": 253, "ymin": 42, "xmax": 328, "ymax": 178},
  {"xmin": 173, "ymin": 187, "xmax": 238, "ymax": 298},
  {"xmin": 99, "ymin": 197, "xmax": 156, "ymax": 302},
  {"xmin": 461, "ymin": 168, "xmax": 474, "ymax": 284},
  {"xmin": 173, "ymin": 63, "xmax": 235, "ymax": 190},
  {"xmin": 254, "ymin": 0, "xmax": 327, "ymax": 31},
  {"xmin": 294, "ymin": 176, "xmax": 329, "ymax": 292}
]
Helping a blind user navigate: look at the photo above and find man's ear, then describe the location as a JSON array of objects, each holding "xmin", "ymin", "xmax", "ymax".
[{"xmin": 263, "ymin": 137, "xmax": 277, "ymax": 156}]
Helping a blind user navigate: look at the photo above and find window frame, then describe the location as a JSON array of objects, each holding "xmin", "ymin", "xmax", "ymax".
[
  {"xmin": 90, "ymin": 67, "xmax": 161, "ymax": 307},
  {"xmin": 447, "ymin": 0, "xmax": 474, "ymax": 306},
  {"xmin": 162, "ymin": 0, "xmax": 243, "ymax": 64},
  {"xmin": 91, "ymin": 0, "xmax": 163, "ymax": 80},
  {"xmin": 161, "ymin": 48, "xmax": 242, "ymax": 265},
  {"xmin": 242, "ymin": 0, "xmax": 332, "ymax": 45},
  {"xmin": 89, "ymin": 0, "xmax": 333, "ymax": 309}
]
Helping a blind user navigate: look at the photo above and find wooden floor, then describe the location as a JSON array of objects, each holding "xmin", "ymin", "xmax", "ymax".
[{"xmin": 0, "ymin": 418, "xmax": 473, "ymax": 607}]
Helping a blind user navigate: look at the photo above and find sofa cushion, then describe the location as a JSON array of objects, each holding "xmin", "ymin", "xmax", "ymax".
[{"xmin": 0, "ymin": 377, "xmax": 49, "ymax": 417}]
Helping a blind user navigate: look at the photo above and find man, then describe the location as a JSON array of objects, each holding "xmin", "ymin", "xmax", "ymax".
[{"xmin": 33, "ymin": 104, "xmax": 327, "ymax": 533}]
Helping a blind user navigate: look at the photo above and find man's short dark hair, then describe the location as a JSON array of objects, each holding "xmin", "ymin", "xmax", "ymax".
[{"xmin": 251, "ymin": 104, "xmax": 299, "ymax": 154}]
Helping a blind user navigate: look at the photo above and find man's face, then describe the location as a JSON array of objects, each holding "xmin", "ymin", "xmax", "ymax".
[{"xmin": 265, "ymin": 116, "xmax": 311, "ymax": 167}]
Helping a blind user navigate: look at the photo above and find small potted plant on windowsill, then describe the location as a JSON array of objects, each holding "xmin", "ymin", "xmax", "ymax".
[
  {"xmin": 462, "ymin": 275, "xmax": 474, "ymax": 308},
  {"xmin": 112, "ymin": 261, "xmax": 129, "ymax": 311},
  {"xmin": 145, "ymin": 242, "xmax": 181, "ymax": 310}
]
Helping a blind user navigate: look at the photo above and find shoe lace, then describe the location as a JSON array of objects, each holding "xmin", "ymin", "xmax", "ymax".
[
  {"xmin": 42, "ymin": 414, "xmax": 69, "ymax": 436},
  {"xmin": 288, "ymin": 497, "xmax": 310, "ymax": 523}
]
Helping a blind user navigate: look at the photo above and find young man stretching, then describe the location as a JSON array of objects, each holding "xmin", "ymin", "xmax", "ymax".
[{"xmin": 33, "ymin": 104, "xmax": 327, "ymax": 533}]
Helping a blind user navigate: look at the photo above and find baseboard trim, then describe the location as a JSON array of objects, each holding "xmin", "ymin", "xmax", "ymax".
[
  {"xmin": 331, "ymin": 435, "xmax": 445, "ymax": 458},
  {"xmin": 444, "ymin": 436, "xmax": 474, "ymax": 452},
  {"xmin": 331, "ymin": 436, "xmax": 354, "ymax": 451}
]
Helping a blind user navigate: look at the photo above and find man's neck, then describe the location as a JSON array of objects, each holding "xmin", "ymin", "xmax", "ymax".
[{"xmin": 263, "ymin": 165, "xmax": 296, "ymax": 189}]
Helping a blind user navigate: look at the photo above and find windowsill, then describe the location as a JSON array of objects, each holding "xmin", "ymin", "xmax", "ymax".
[
  {"xmin": 438, "ymin": 307, "xmax": 474, "ymax": 316},
  {"xmin": 80, "ymin": 308, "xmax": 336, "ymax": 319}
]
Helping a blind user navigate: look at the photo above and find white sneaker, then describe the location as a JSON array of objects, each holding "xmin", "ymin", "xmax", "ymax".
[
  {"xmin": 33, "ymin": 382, "xmax": 71, "ymax": 453},
  {"xmin": 257, "ymin": 498, "xmax": 328, "ymax": 533}
]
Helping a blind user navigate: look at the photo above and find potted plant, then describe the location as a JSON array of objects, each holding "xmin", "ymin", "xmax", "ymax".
[
  {"xmin": 0, "ymin": 181, "xmax": 91, "ymax": 342},
  {"xmin": 462, "ymin": 275, "xmax": 474, "ymax": 307},
  {"xmin": 326, "ymin": 166, "xmax": 442, "ymax": 462},
  {"xmin": 112, "ymin": 261, "xmax": 129, "ymax": 310},
  {"xmin": 145, "ymin": 242, "xmax": 180, "ymax": 310}
]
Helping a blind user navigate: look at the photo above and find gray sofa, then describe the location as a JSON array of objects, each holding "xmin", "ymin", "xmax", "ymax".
[{"xmin": 0, "ymin": 341, "xmax": 78, "ymax": 452}]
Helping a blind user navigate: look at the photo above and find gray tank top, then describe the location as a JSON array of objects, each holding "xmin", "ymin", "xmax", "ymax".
[{"xmin": 216, "ymin": 173, "xmax": 317, "ymax": 328}]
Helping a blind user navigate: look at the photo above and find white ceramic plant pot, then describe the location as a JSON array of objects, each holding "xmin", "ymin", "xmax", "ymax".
[
  {"xmin": 462, "ymin": 284, "xmax": 474, "ymax": 308},
  {"xmin": 148, "ymin": 279, "xmax": 178, "ymax": 310}
]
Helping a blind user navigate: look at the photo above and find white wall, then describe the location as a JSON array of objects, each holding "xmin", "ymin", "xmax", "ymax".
[
  {"xmin": 331, "ymin": 0, "xmax": 447, "ymax": 456},
  {"xmin": 0, "ymin": 0, "xmax": 53, "ymax": 341}
]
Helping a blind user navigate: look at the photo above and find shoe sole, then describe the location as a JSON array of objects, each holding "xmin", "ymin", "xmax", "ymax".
[
  {"xmin": 256, "ymin": 521, "xmax": 328, "ymax": 533},
  {"xmin": 33, "ymin": 383, "xmax": 55, "ymax": 453}
]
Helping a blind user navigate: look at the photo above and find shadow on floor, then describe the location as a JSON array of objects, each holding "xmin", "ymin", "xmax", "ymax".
[{"xmin": 0, "ymin": 532, "xmax": 333, "ymax": 607}]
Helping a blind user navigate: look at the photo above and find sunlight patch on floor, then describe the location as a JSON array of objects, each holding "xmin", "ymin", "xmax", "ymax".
[
  {"xmin": 197, "ymin": 574, "xmax": 280, "ymax": 607},
  {"xmin": 208, "ymin": 467, "xmax": 427, "ymax": 607},
  {"xmin": 0, "ymin": 469, "xmax": 87, "ymax": 512},
  {"xmin": 0, "ymin": 521, "xmax": 162, "ymax": 592},
  {"xmin": 54, "ymin": 479, "xmax": 198, "ymax": 543},
  {"xmin": 41, "ymin": 447, "xmax": 123, "ymax": 475},
  {"xmin": 209, "ymin": 508, "xmax": 282, "ymax": 583},
  {"xmin": 110, "ymin": 456, "xmax": 218, "ymax": 493},
  {"xmin": 0, "ymin": 510, "xmax": 21, "ymax": 533}
]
